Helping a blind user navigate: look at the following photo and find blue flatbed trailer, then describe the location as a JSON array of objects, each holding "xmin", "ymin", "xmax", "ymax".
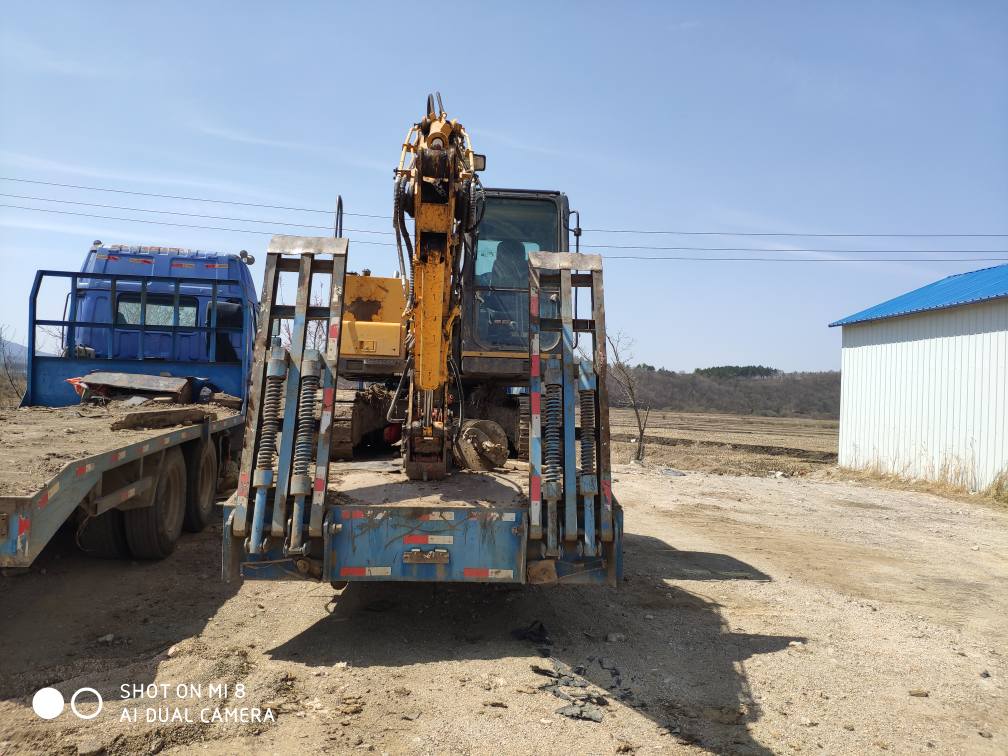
[{"xmin": 0, "ymin": 243, "xmax": 258, "ymax": 567}]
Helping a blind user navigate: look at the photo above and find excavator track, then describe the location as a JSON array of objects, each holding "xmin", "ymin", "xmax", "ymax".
[
  {"xmin": 518, "ymin": 395, "xmax": 530, "ymax": 461},
  {"xmin": 329, "ymin": 387, "xmax": 393, "ymax": 460}
]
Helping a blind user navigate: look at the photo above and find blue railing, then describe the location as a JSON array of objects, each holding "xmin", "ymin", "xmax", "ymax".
[{"xmin": 23, "ymin": 270, "xmax": 256, "ymax": 407}]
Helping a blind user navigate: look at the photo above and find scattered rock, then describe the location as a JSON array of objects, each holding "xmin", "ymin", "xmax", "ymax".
[
  {"xmin": 788, "ymin": 641, "xmax": 805, "ymax": 650},
  {"xmin": 149, "ymin": 737, "xmax": 164, "ymax": 754},
  {"xmin": 909, "ymin": 689, "xmax": 929, "ymax": 697},
  {"xmin": 556, "ymin": 703, "xmax": 604, "ymax": 722},
  {"xmin": 539, "ymin": 718, "xmax": 552, "ymax": 724},
  {"xmin": 402, "ymin": 711, "xmax": 421, "ymax": 721},
  {"xmin": 843, "ymin": 724, "xmax": 855, "ymax": 731},
  {"xmin": 874, "ymin": 740, "xmax": 888, "ymax": 750},
  {"xmin": 799, "ymin": 716, "xmax": 818, "ymax": 726},
  {"xmin": 77, "ymin": 739, "xmax": 106, "ymax": 756},
  {"xmin": 166, "ymin": 645, "xmax": 178, "ymax": 657},
  {"xmin": 482, "ymin": 700, "xmax": 507, "ymax": 708},
  {"xmin": 702, "ymin": 706, "xmax": 744, "ymax": 725},
  {"xmin": 607, "ymin": 633, "xmax": 626, "ymax": 643},
  {"xmin": 978, "ymin": 730, "xmax": 992, "ymax": 739},
  {"xmin": 393, "ymin": 686, "xmax": 411, "ymax": 696},
  {"xmin": 97, "ymin": 634, "xmax": 113, "ymax": 644},
  {"xmin": 980, "ymin": 670, "xmax": 990, "ymax": 678},
  {"xmin": 511, "ymin": 619, "xmax": 553, "ymax": 646}
]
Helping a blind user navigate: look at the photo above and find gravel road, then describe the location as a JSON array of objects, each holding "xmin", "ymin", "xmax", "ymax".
[{"xmin": 0, "ymin": 462, "xmax": 1004, "ymax": 756}]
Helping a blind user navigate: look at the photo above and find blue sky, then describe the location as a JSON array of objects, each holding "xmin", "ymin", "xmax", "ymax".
[{"xmin": 1, "ymin": 2, "xmax": 1006, "ymax": 371}]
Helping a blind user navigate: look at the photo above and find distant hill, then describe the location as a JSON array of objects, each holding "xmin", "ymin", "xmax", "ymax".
[
  {"xmin": 0, "ymin": 338, "xmax": 28, "ymax": 367},
  {"xmin": 609, "ymin": 365, "xmax": 841, "ymax": 419}
]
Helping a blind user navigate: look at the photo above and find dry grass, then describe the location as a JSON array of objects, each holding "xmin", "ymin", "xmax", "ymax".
[
  {"xmin": 607, "ymin": 409, "xmax": 838, "ymax": 477},
  {"xmin": 808, "ymin": 465, "xmax": 1008, "ymax": 509}
]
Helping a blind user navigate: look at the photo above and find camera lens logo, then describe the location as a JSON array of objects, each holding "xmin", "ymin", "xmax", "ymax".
[{"xmin": 33, "ymin": 687, "xmax": 103, "ymax": 720}]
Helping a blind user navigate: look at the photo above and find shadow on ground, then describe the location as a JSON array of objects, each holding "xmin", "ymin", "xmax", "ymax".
[
  {"xmin": 268, "ymin": 534, "xmax": 795, "ymax": 756},
  {"xmin": 0, "ymin": 520, "xmax": 239, "ymax": 702}
]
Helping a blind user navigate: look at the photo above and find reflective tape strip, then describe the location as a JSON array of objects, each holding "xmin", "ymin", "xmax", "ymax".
[
  {"xmin": 161, "ymin": 437, "xmax": 171, "ymax": 446},
  {"xmin": 37, "ymin": 482, "xmax": 60, "ymax": 509},
  {"xmin": 171, "ymin": 262, "xmax": 195, "ymax": 268},
  {"xmin": 341, "ymin": 566, "xmax": 391, "ymax": 577},
  {"xmin": 403, "ymin": 535, "xmax": 453, "ymax": 545},
  {"xmin": 464, "ymin": 568, "xmax": 513, "ymax": 579},
  {"xmin": 329, "ymin": 322, "xmax": 340, "ymax": 340},
  {"xmin": 136, "ymin": 444, "xmax": 150, "ymax": 455},
  {"xmin": 418, "ymin": 511, "xmax": 455, "ymax": 521},
  {"xmin": 314, "ymin": 477, "xmax": 325, "ymax": 493},
  {"xmin": 129, "ymin": 258, "xmax": 154, "ymax": 264},
  {"xmin": 96, "ymin": 254, "xmax": 119, "ymax": 260},
  {"xmin": 76, "ymin": 463, "xmax": 95, "ymax": 476},
  {"xmin": 341, "ymin": 510, "xmax": 363, "ymax": 519},
  {"xmin": 121, "ymin": 487, "xmax": 136, "ymax": 502},
  {"xmin": 601, "ymin": 479, "xmax": 612, "ymax": 509},
  {"xmin": 205, "ymin": 263, "xmax": 229, "ymax": 268},
  {"xmin": 502, "ymin": 512, "xmax": 516, "ymax": 522},
  {"xmin": 111, "ymin": 451, "xmax": 127, "ymax": 462},
  {"xmin": 530, "ymin": 475, "xmax": 541, "ymax": 523}
]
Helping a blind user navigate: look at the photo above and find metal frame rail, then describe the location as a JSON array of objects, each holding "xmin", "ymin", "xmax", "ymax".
[
  {"xmin": 231, "ymin": 235, "xmax": 348, "ymax": 568},
  {"xmin": 527, "ymin": 251, "xmax": 614, "ymax": 562}
]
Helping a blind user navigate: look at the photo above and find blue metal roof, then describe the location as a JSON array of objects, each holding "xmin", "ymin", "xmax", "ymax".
[{"xmin": 829, "ymin": 263, "xmax": 1008, "ymax": 327}]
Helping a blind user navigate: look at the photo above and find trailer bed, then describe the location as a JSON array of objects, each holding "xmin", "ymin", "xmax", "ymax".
[
  {"xmin": 225, "ymin": 456, "xmax": 622, "ymax": 585},
  {"xmin": 0, "ymin": 403, "xmax": 239, "ymax": 497}
]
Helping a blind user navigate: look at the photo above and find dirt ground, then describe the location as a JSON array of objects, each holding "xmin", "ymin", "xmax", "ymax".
[
  {"xmin": 609, "ymin": 410, "xmax": 840, "ymax": 477},
  {"xmin": 0, "ymin": 411, "xmax": 1005, "ymax": 756}
]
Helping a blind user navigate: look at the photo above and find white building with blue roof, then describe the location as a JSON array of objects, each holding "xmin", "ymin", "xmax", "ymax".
[{"xmin": 829, "ymin": 264, "xmax": 1007, "ymax": 492}]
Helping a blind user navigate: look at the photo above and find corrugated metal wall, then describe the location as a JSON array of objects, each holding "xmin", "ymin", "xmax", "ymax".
[{"xmin": 839, "ymin": 299, "xmax": 1008, "ymax": 490}]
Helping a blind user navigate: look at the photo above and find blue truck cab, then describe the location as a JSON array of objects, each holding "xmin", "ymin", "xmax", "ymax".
[{"xmin": 21, "ymin": 242, "xmax": 259, "ymax": 408}]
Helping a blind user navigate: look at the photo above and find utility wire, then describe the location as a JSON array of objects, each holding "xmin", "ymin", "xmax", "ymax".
[
  {"xmin": 0, "ymin": 202, "xmax": 390, "ymax": 244},
  {"xmin": 0, "ymin": 176, "xmax": 385, "ymax": 218},
  {"xmin": 3, "ymin": 203, "xmax": 1005, "ymax": 263},
  {"xmin": 0, "ymin": 192, "xmax": 394, "ymax": 234},
  {"xmin": 3, "ymin": 197, "xmax": 1001, "ymax": 254},
  {"xmin": 583, "ymin": 228, "xmax": 1008, "ymax": 238},
  {"xmin": 4, "ymin": 176, "xmax": 1006, "ymax": 239}
]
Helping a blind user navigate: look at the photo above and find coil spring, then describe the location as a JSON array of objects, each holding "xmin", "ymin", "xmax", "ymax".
[
  {"xmin": 580, "ymin": 389, "xmax": 596, "ymax": 475},
  {"xmin": 293, "ymin": 374, "xmax": 320, "ymax": 477},
  {"xmin": 256, "ymin": 374, "xmax": 283, "ymax": 470},
  {"xmin": 543, "ymin": 384, "xmax": 562, "ymax": 485}
]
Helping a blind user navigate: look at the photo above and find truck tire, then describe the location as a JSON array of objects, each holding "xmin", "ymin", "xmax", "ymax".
[
  {"xmin": 77, "ymin": 508, "xmax": 130, "ymax": 559},
  {"xmin": 183, "ymin": 437, "xmax": 218, "ymax": 533},
  {"xmin": 125, "ymin": 447, "xmax": 186, "ymax": 559}
]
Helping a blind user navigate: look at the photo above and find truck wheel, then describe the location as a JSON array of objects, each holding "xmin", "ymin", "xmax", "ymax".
[
  {"xmin": 125, "ymin": 447, "xmax": 186, "ymax": 559},
  {"xmin": 77, "ymin": 508, "xmax": 130, "ymax": 559},
  {"xmin": 183, "ymin": 438, "xmax": 218, "ymax": 532}
]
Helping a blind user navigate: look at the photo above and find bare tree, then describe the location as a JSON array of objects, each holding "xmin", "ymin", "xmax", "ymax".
[
  {"xmin": 606, "ymin": 330, "xmax": 650, "ymax": 462},
  {"xmin": 0, "ymin": 325, "xmax": 26, "ymax": 401},
  {"xmin": 279, "ymin": 285, "xmax": 329, "ymax": 354}
]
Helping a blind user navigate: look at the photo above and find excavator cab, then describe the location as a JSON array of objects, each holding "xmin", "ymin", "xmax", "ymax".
[{"xmin": 458, "ymin": 189, "xmax": 567, "ymax": 382}]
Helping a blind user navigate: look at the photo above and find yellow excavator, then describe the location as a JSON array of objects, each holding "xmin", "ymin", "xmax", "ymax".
[{"xmin": 335, "ymin": 93, "xmax": 578, "ymax": 480}]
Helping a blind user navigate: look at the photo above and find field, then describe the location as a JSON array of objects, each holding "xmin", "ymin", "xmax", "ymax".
[{"xmin": 609, "ymin": 410, "xmax": 839, "ymax": 477}]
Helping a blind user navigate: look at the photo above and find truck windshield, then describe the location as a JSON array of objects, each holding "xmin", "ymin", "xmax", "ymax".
[
  {"xmin": 474, "ymin": 198, "xmax": 560, "ymax": 351},
  {"xmin": 116, "ymin": 294, "xmax": 199, "ymax": 329}
]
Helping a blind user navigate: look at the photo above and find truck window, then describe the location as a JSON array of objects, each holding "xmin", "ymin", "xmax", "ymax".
[
  {"xmin": 474, "ymin": 198, "xmax": 561, "ymax": 351},
  {"xmin": 116, "ymin": 294, "xmax": 199, "ymax": 329}
]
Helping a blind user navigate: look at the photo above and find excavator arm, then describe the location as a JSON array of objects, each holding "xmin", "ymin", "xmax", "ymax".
[{"xmin": 393, "ymin": 93, "xmax": 485, "ymax": 480}]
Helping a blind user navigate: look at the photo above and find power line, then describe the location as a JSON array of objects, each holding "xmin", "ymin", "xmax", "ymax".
[
  {"xmin": 579, "ymin": 243, "xmax": 1006, "ymax": 253},
  {"xmin": 0, "ymin": 202, "xmax": 391, "ymax": 244},
  {"xmin": 4, "ymin": 175, "xmax": 1006, "ymax": 239},
  {"xmin": 4, "ymin": 197, "xmax": 1001, "ymax": 254},
  {"xmin": 583, "ymin": 228, "xmax": 1008, "ymax": 238},
  {"xmin": 0, "ymin": 192, "xmax": 394, "ymax": 234},
  {"xmin": 3, "ymin": 203, "xmax": 1004, "ymax": 263},
  {"xmin": 602, "ymin": 255, "xmax": 1008, "ymax": 262},
  {"xmin": 0, "ymin": 175, "xmax": 387, "ymax": 218}
]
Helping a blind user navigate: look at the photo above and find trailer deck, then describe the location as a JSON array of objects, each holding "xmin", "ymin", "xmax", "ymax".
[
  {"xmin": 0, "ymin": 403, "xmax": 242, "ymax": 567},
  {"xmin": 224, "ymin": 456, "xmax": 623, "ymax": 585}
]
